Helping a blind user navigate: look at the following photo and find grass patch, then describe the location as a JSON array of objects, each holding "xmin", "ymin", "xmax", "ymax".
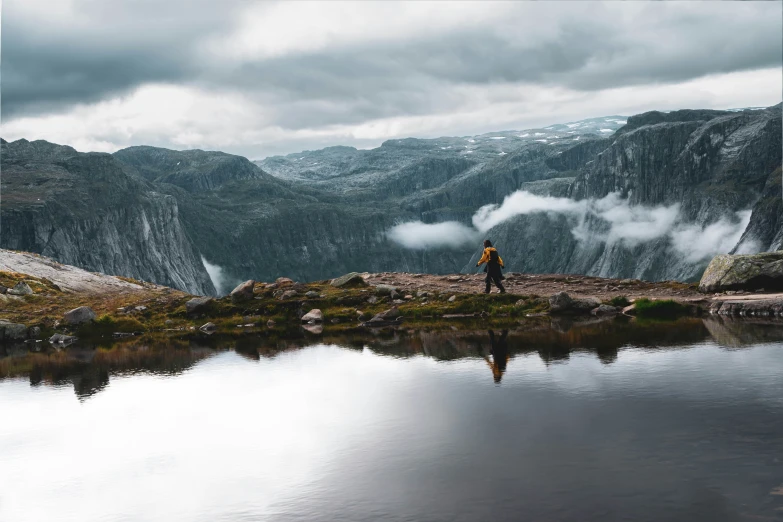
[
  {"xmin": 633, "ymin": 298, "xmax": 687, "ymax": 319},
  {"xmin": 76, "ymin": 315, "xmax": 147, "ymax": 338},
  {"xmin": 606, "ymin": 296, "xmax": 630, "ymax": 307}
]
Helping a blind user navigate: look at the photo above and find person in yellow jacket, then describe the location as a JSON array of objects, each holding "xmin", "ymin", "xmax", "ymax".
[{"xmin": 476, "ymin": 239, "xmax": 506, "ymax": 294}]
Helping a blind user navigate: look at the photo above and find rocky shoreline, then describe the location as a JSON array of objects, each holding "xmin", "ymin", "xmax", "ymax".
[{"xmin": 0, "ymin": 249, "xmax": 782, "ymax": 345}]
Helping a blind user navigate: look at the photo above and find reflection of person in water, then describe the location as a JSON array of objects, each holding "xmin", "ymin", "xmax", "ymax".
[{"xmin": 484, "ymin": 329, "xmax": 509, "ymax": 383}]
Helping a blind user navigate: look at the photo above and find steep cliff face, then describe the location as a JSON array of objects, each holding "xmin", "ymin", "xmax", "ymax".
[
  {"xmin": 2, "ymin": 107, "xmax": 779, "ymax": 292},
  {"xmin": 0, "ymin": 140, "xmax": 216, "ymax": 295},
  {"xmin": 471, "ymin": 106, "xmax": 782, "ymax": 281},
  {"xmin": 734, "ymin": 167, "xmax": 783, "ymax": 252}
]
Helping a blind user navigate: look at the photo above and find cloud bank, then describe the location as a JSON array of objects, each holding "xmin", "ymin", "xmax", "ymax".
[
  {"xmin": 2, "ymin": 1, "xmax": 781, "ymax": 157},
  {"xmin": 387, "ymin": 191, "xmax": 754, "ymax": 262}
]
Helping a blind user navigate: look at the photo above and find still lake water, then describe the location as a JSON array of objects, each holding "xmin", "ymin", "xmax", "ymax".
[{"xmin": 1, "ymin": 317, "xmax": 783, "ymax": 522}]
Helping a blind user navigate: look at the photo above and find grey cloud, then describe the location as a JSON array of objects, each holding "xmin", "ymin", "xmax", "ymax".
[{"xmin": 1, "ymin": 1, "xmax": 780, "ymax": 152}]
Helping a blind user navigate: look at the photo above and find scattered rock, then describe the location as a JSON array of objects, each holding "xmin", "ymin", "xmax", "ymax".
[
  {"xmin": 0, "ymin": 320, "xmax": 29, "ymax": 341},
  {"xmin": 279, "ymin": 290, "xmax": 298, "ymax": 300},
  {"xmin": 448, "ymin": 295, "xmax": 457, "ymax": 302},
  {"xmin": 622, "ymin": 304, "xmax": 637, "ymax": 316},
  {"xmin": 367, "ymin": 295, "xmax": 379, "ymax": 304},
  {"xmin": 63, "ymin": 306, "xmax": 97, "ymax": 325},
  {"xmin": 186, "ymin": 296, "xmax": 213, "ymax": 314},
  {"xmin": 0, "ymin": 285, "xmax": 7, "ymax": 294},
  {"xmin": 301, "ymin": 309, "xmax": 324, "ymax": 323},
  {"xmin": 356, "ymin": 310, "xmax": 369, "ymax": 321},
  {"xmin": 276, "ymin": 277, "xmax": 295, "ymax": 285},
  {"xmin": 699, "ymin": 252, "xmax": 783, "ymax": 293},
  {"xmin": 28, "ymin": 326, "xmax": 42, "ymax": 339},
  {"xmin": 7, "ymin": 282, "xmax": 33, "ymax": 296},
  {"xmin": 374, "ymin": 284, "xmax": 399, "ymax": 295},
  {"xmin": 404, "ymin": 294, "xmax": 413, "ymax": 300},
  {"xmin": 134, "ymin": 305, "xmax": 147, "ymax": 312},
  {"xmin": 165, "ymin": 319, "xmax": 174, "ymax": 325},
  {"xmin": 331, "ymin": 272, "xmax": 368, "ymax": 288},
  {"xmin": 591, "ymin": 304, "xmax": 619, "ymax": 316},
  {"xmin": 392, "ymin": 299, "xmax": 404, "ymax": 305},
  {"xmin": 199, "ymin": 322, "xmax": 217, "ymax": 333},
  {"xmin": 49, "ymin": 333, "xmax": 77, "ymax": 344},
  {"xmin": 548, "ymin": 292, "xmax": 601, "ymax": 315},
  {"xmin": 230, "ymin": 280, "xmax": 256, "ymax": 303},
  {"xmin": 266, "ymin": 319, "xmax": 276, "ymax": 328},
  {"xmin": 305, "ymin": 291, "xmax": 320, "ymax": 298},
  {"xmin": 417, "ymin": 291, "xmax": 429, "ymax": 298}
]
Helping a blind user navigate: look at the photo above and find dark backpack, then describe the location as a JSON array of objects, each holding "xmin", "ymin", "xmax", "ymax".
[{"xmin": 489, "ymin": 249, "xmax": 499, "ymax": 264}]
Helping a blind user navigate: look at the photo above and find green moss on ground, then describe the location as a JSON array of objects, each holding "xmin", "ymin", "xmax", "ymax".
[{"xmin": 633, "ymin": 298, "xmax": 688, "ymax": 319}]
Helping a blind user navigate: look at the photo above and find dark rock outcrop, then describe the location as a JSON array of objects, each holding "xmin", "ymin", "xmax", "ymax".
[
  {"xmin": 699, "ymin": 252, "xmax": 783, "ymax": 293},
  {"xmin": 331, "ymin": 273, "xmax": 368, "ymax": 288}
]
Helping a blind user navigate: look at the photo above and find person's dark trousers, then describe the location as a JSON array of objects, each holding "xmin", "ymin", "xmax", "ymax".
[{"xmin": 485, "ymin": 273, "xmax": 505, "ymax": 293}]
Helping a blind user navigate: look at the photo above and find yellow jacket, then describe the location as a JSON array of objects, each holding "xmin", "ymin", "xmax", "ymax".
[{"xmin": 477, "ymin": 247, "xmax": 504, "ymax": 268}]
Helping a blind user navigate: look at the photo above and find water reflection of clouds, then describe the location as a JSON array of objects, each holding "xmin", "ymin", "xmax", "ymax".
[
  {"xmin": 2, "ymin": 341, "xmax": 782, "ymax": 521},
  {"xmin": 0, "ymin": 346, "xmax": 420, "ymax": 521}
]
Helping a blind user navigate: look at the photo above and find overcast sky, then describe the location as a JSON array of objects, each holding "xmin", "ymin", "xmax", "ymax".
[{"xmin": 2, "ymin": 1, "xmax": 781, "ymax": 159}]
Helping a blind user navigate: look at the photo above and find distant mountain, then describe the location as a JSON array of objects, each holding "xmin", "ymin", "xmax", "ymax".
[{"xmin": 1, "ymin": 107, "xmax": 780, "ymax": 294}]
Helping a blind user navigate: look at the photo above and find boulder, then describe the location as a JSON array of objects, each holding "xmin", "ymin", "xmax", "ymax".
[
  {"xmin": 279, "ymin": 290, "xmax": 298, "ymax": 300},
  {"xmin": 28, "ymin": 326, "xmax": 42, "ymax": 339},
  {"xmin": 0, "ymin": 320, "xmax": 29, "ymax": 341},
  {"xmin": 374, "ymin": 284, "xmax": 399, "ymax": 295},
  {"xmin": 331, "ymin": 272, "xmax": 368, "ymax": 288},
  {"xmin": 301, "ymin": 309, "xmax": 324, "ymax": 323},
  {"xmin": 199, "ymin": 322, "xmax": 216, "ymax": 333},
  {"xmin": 549, "ymin": 292, "xmax": 573, "ymax": 313},
  {"xmin": 276, "ymin": 277, "xmax": 295, "ymax": 285},
  {"xmin": 186, "ymin": 296, "xmax": 213, "ymax": 314},
  {"xmin": 230, "ymin": 280, "xmax": 255, "ymax": 303},
  {"xmin": 699, "ymin": 252, "xmax": 783, "ymax": 293},
  {"xmin": 63, "ymin": 306, "xmax": 97, "ymax": 325},
  {"xmin": 305, "ymin": 291, "xmax": 320, "ymax": 298},
  {"xmin": 0, "ymin": 285, "xmax": 7, "ymax": 294},
  {"xmin": 8, "ymin": 282, "xmax": 33, "ymax": 296},
  {"xmin": 549, "ymin": 292, "xmax": 602, "ymax": 315},
  {"xmin": 591, "ymin": 304, "xmax": 619, "ymax": 316},
  {"xmin": 448, "ymin": 295, "xmax": 457, "ymax": 302}
]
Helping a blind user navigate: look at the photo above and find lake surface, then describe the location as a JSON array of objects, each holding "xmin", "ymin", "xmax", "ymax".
[{"xmin": 2, "ymin": 317, "xmax": 783, "ymax": 522}]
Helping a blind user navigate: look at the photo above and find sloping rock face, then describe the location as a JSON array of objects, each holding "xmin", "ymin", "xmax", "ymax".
[
  {"xmin": 733, "ymin": 167, "xmax": 783, "ymax": 253},
  {"xmin": 0, "ymin": 249, "xmax": 145, "ymax": 293},
  {"xmin": 0, "ymin": 140, "xmax": 216, "ymax": 295},
  {"xmin": 699, "ymin": 252, "xmax": 783, "ymax": 293},
  {"xmin": 477, "ymin": 105, "xmax": 782, "ymax": 282}
]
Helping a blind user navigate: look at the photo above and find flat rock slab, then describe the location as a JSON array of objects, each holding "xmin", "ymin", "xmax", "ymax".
[
  {"xmin": 0, "ymin": 249, "xmax": 144, "ymax": 294},
  {"xmin": 331, "ymin": 272, "xmax": 368, "ymax": 288}
]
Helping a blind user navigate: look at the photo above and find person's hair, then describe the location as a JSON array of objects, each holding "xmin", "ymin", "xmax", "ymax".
[{"xmin": 483, "ymin": 239, "xmax": 492, "ymax": 248}]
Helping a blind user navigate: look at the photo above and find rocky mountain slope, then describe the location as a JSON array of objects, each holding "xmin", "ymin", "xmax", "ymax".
[
  {"xmin": 1, "ymin": 105, "xmax": 780, "ymax": 294},
  {"xmin": 0, "ymin": 139, "xmax": 216, "ymax": 295}
]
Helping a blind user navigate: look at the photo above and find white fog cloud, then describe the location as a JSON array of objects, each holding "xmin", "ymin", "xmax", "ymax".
[
  {"xmin": 386, "ymin": 221, "xmax": 480, "ymax": 250},
  {"xmin": 388, "ymin": 190, "xmax": 756, "ymax": 262}
]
